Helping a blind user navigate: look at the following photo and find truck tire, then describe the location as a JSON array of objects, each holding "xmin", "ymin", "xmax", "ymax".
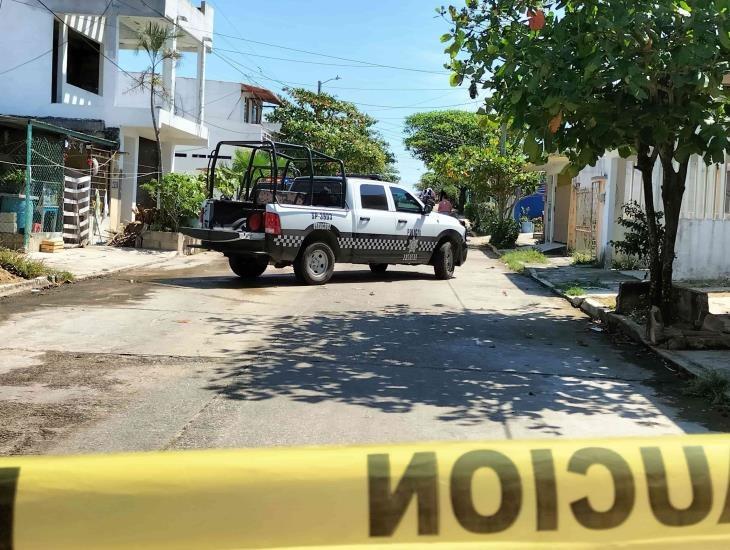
[
  {"xmin": 293, "ymin": 262, "xmax": 305, "ymax": 283},
  {"xmin": 369, "ymin": 263, "xmax": 388, "ymax": 274},
  {"xmin": 433, "ymin": 241, "xmax": 455, "ymax": 280},
  {"xmin": 229, "ymin": 255, "xmax": 268, "ymax": 279},
  {"xmin": 296, "ymin": 241, "xmax": 335, "ymax": 285}
]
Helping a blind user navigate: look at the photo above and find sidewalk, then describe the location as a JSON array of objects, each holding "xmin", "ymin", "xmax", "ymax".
[
  {"xmin": 0, "ymin": 246, "xmax": 177, "ymax": 298},
  {"xmin": 493, "ymin": 247, "xmax": 730, "ymax": 382}
]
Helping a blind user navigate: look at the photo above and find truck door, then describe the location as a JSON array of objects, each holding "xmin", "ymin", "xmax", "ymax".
[
  {"xmin": 352, "ymin": 183, "xmax": 400, "ymax": 264},
  {"xmin": 389, "ymin": 186, "xmax": 431, "ymax": 263}
]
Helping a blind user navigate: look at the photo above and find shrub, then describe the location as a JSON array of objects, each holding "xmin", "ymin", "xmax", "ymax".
[
  {"xmin": 612, "ymin": 255, "xmax": 643, "ymax": 270},
  {"xmin": 572, "ymin": 250, "xmax": 596, "ymax": 265},
  {"xmin": 610, "ymin": 202, "xmax": 665, "ymax": 269},
  {"xmin": 0, "ymin": 168, "xmax": 26, "ymax": 194},
  {"xmin": 684, "ymin": 370, "xmax": 730, "ymax": 408},
  {"xmin": 489, "ymin": 218, "xmax": 520, "ymax": 249},
  {"xmin": 142, "ymin": 173, "xmax": 206, "ymax": 232}
]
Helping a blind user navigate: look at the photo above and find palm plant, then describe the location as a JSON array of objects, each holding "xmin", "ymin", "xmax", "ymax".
[{"xmin": 131, "ymin": 22, "xmax": 182, "ymax": 188}]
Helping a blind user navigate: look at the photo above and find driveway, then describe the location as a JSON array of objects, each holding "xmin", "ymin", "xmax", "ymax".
[{"xmin": 0, "ymin": 247, "xmax": 725, "ymax": 454}]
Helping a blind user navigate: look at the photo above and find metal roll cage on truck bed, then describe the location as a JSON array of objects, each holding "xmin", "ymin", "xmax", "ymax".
[{"xmin": 181, "ymin": 140, "xmax": 468, "ymax": 285}]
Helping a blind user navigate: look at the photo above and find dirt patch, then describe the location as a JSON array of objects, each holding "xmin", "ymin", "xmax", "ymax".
[
  {"xmin": 0, "ymin": 267, "xmax": 19, "ymax": 284},
  {"xmin": 0, "ymin": 351, "xmax": 201, "ymax": 455}
]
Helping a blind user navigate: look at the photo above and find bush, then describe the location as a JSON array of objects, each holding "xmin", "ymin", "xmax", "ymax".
[
  {"xmin": 572, "ymin": 250, "xmax": 596, "ymax": 265},
  {"xmin": 610, "ymin": 202, "xmax": 664, "ymax": 269},
  {"xmin": 142, "ymin": 173, "xmax": 206, "ymax": 232},
  {"xmin": 489, "ymin": 218, "xmax": 520, "ymax": 249}
]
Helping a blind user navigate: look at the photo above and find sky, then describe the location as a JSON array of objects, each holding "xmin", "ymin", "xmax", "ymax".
[{"xmin": 128, "ymin": 0, "xmax": 481, "ymax": 186}]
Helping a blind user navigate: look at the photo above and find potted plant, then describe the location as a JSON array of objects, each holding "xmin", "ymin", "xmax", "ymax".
[
  {"xmin": 519, "ymin": 207, "xmax": 534, "ymax": 233},
  {"xmin": 0, "ymin": 168, "xmax": 33, "ymax": 232}
]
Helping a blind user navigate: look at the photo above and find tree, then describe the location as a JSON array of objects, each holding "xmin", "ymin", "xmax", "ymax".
[
  {"xmin": 266, "ymin": 88, "xmax": 398, "ymax": 180},
  {"xmin": 404, "ymin": 110, "xmax": 495, "ymax": 208},
  {"xmin": 433, "ymin": 145, "xmax": 541, "ymax": 220},
  {"xmin": 132, "ymin": 22, "xmax": 181, "ymax": 186},
  {"xmin": 443, "ymin": 0, "xmax": 730, "ymax": 322}
]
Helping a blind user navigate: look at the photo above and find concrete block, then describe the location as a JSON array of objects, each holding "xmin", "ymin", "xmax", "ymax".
[
  {"xmin": 0, "ymin": 232, "xmax": 23, "ymax": 250},
  {"xmin": 0, "ymin": 223, "xmax": 18, "ymax": 234},
  {"xmin": 616, "ymin": 281, "xmax": 651, "ymax": 314},
  {"xmin": 0, "ymin": 212, "xmax": 17, "ymax": 223},
  {"xmin": 673, "ymin": 286, "xmax": 710, "ymax": 328},
  {"xmin": 702, "ymin": 314, "xmax": 730, "ymax": 334}
]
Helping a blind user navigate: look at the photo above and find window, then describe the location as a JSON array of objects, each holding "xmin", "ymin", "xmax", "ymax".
[
  {"xmin": 289, "ymin": 178, "xmax": 344, "ymax": 207},
  {"xmin": 360, "ymin": 184, "xmax": 389, "ymax": 210},
  {"xmin": 66, "ymin": 28, "xmax": 101, "ymax": 95},
  {"xmin": 244, "ymin": 98, "xmax": 263, "ymax": 124},
  {"xmin": 390, "ymin": 186, "xmax": 422, "ymax": 214}
]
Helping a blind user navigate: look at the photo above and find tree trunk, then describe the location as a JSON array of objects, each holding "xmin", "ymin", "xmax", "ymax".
[
  {"xmin": 635, "ymin": 143, "xmax": 661, "ymax": 307},
  {"xmin": 458, "ymin": 186, "xmax": 467, "ymax": 214},
  {"xmin": 658, "ymin": 149, "xmax": 689, "ymax": 323},
  {"xmin": 149, "ymin": 80, "xmax": 163, "ymax": 208}
]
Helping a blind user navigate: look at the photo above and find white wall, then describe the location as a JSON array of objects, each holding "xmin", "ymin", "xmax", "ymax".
[
  {"xmin": 675, "ymin": 219, "xmax": 730, "ymax": 280},
  {"xmin": 173, "ymin": 78, "xmax": 272, "ymax": 174},
  {"xmin": 600, "ymin": 153, "xmax": 730, "ymax": 280},
  {"xmin": 0, "ymin": 2, "xmax": 122, "ymax": 121}
]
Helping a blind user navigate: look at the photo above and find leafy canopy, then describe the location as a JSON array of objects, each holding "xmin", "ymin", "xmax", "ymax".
[
  {"xmin": 442, "ymin": 0, "xmax": 730, "ymax": 170},
  {"xmin": 266, "ymin": 88, "xmax": 398, "ymax": 180},
  {"xmin": 433, "ymin": 145, "xmax": 541, "ymax": 220},
  {"xmin": 403, "ymin": 110, "xmax": 496, "ymax": 164}
]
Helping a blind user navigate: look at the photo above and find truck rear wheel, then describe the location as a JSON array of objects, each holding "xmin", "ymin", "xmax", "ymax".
[
  {"xmin": 229, "ymin": 255, "xmax": 268, "ymax": 279},
  {"xmin": 433, "ymin": 241, "xmax": 455, "ymax": 280},
  {"xmin": 369, "ymin": 263, "xmax": 388, "ymax": 274},
  {"xmin": 296, "ymin": 242, "xmax": 335, "ymax": 285}
]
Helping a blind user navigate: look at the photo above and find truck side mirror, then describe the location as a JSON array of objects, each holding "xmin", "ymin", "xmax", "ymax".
[{"xmin": 423, "ymin": 201, "xmax": 434, "ymax": 215}]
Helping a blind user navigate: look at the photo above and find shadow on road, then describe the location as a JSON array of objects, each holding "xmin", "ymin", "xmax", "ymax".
[
  {"xmin": 151, "ymin": 268, "xmax": 437, "ymax": 290},
  {"xmin": 203, "ymin": 304, "xmax": 729, "ymax": 436}
]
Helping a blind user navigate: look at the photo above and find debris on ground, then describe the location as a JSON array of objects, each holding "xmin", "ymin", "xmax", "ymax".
[
  {"xmin": 108, "ymin": 222, "xmax": 145, "ymax": 248},
  {"xmin": 0, "ymin": 266, "xmax": 19, "ymax": 284}
]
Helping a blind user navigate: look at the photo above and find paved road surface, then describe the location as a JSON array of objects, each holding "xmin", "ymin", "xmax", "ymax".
[{"xmin": 0, "ymin": 247, "xmax": 725, "ymax": 454}]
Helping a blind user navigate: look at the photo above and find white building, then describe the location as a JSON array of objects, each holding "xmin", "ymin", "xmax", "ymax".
[
  {"xmin": 173, "ymin": 79, "xmax": 282, "ymax": 174},
  {"xmin": 0, "ymin": 0, "xmax": 214, "ymax": 228},
  {"xmin": 543, "ymin": 152, "xmax": 730, "ymax": 280}
]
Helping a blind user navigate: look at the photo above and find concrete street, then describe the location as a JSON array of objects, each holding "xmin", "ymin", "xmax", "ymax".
[{"xmin": 0, "ymin": 247, "xmax": 726, "ymax": 455}]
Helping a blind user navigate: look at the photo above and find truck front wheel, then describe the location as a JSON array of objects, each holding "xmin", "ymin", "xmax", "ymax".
[
  {"xmin": 296, "ymin": 242, "xmax": 335, "ymax": 285},
  {"xmin": 229, "ymin": 255, "xmax": 268, "ymax": 279},
  {"xmin": 433, "ymin": 241, "xmax": 455, "ymax": 280}
]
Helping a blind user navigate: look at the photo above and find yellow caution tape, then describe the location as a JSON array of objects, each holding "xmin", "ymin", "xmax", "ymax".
[{"xmin": 2, "ymin": 435, "xmax": 730, "ymax": 549}]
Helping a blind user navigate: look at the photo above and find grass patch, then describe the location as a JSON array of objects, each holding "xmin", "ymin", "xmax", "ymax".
[
  {"xmin": 684, "ymin": 370, "xmax": 730, "ymax": 408},
  {"xmin": 564, "ymin": 285, "xmax": 586, "ymax": 297},
  {"xmin": 0, "ymin": 248, "xmax": 48, "ymax": 279},
  {"xmin": 502, "ymin": 249, "xmax": 548, "ymax": 273},
  {"xmin": 0, "ymin": 248, "xmax": 75, "ymax": 284},
  {"xmin": 572, "ymin": 251, "xmax": 596, "ymax": 265}
]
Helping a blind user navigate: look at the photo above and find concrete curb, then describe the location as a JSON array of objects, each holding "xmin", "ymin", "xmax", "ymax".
[
  {"xmin": 0, "ymin": 254, "xmax": 174, "ymax": 299},
  {"xmin": 525, "ymin": 266, "xmax": 713, "ymax": 382}
]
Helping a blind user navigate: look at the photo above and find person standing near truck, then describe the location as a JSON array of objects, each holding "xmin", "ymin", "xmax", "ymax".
[{"xmin": 437, "ymin": 191, "xmax": 453, "ymax": 214}]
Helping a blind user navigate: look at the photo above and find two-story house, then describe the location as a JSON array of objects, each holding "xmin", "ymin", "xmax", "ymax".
[
  {"xmin": 172, "ymin": 79, "xmax": 282, "ymax": 174},
  {"xmin": 0, "ymin": 0, "xmax": 214, "ymax": 229}
]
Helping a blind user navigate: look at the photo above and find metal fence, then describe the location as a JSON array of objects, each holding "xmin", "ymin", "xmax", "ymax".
[{"xmin": 0, "ymin": 130, "xmax": 65, "ymax": 239}]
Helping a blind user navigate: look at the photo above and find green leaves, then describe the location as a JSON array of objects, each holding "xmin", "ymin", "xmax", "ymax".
[
  {"xmin": 441, "ymin": 0, "xmax": 730, "ymax": 173},
  {"xmin": 267, "ymin": 88, "xmax": 396, "ymax": 177}
]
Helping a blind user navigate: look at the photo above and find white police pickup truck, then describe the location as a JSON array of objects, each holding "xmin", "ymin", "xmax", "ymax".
[{"xmin": 181, "ymin": 142, "xmax": 467, "ymax": 285}]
